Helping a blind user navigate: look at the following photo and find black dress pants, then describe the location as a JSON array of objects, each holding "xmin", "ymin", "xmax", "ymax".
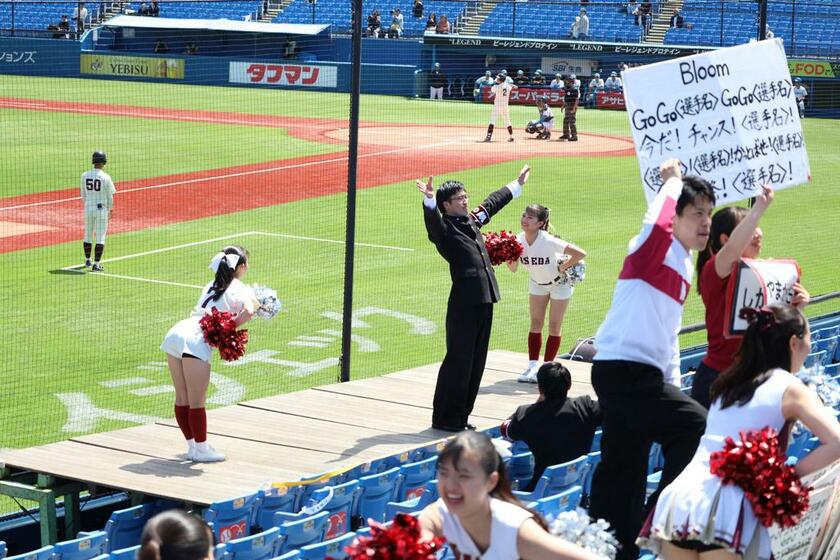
[
  {"xmin": 432, "ymin": 302, "xmax": 493, "ymax": 427},
  {"xmin": 589, "ymin": 360, "xmax": 707, "ymax": 560},
  {"xmin": 690, "ymin": 361, "xmax": 720, "ymax": 410}
]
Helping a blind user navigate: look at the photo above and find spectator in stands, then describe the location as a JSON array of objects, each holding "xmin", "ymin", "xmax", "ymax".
[
  {"xmin": 283, "ymin": 39, "xmax": 297, "ymax": 58},
  {"xmin": 367, "ymin": 10, "xmax": 382, "ymax": 37},
  {"xmin": 530, "ymin": 69, "xmax": 546, "ymax": 87},
  {"xmin": 550, "ymin": 73, "xmax": 564, "ymax": 89},
  {"xmin": 140, "ymin": 510, "xmax": 213, "ymax": 560},
  {"xmin": 389, "ymin": 8, "xmax": 404, "ymax": 38},
  {"xmin": 604, "ymin": 71, "xmax": 622, "ymax": 91},
  {"xmin": 765, "ymin": 24, "xmax": 775, "ymax": 39},
  {"xmin": 138, "ymin": 2, "xmax": 149, "ymax": 16},
  {"xmin": 55, "ymin": 14, "xmax": 71, "ymax": 39},
  {"xmin": 154, "ymin": 39, "xmax": 169, "ymax": 53},
  {"xmin": 637, "ymin": 1, "xmax": 652, "ymax": 34},
  {"xmin": 425, "ymin": 13, "xmax": 437, "ymax": 31},
  {"xmin": 514, "ymin": 69, "xmax": 529, "ymax": 87},
  {"xmin": 570, "ymin": 73, "xmax": 581, "ymax": 91},
  {"xmin": 436, "ymin": 14, "xmax": 451, "ymax": 34},
  {"xmin": 500, "ymin": 69, "xmax": 514, "ymax": 84},
  {"xmin": 624, "ymin": 0, "xmax": 637, "ymax": 15},
  {"xmin": 670, "ymin": 8, "xmax": 685, "ymax": 29},
  {"xmin": 429, "ymin": 62, "xmax": 446, "ymax": 100},
  {"xmin": 585, "ymin": 72, "xmax": 604, "ymax": 107},
  {"xmin": 149, "ymin": 1, "xmax": 160, "ymax": 17},
  {"xmin": 578, "ymin": 8, "xmax": 590, "ymax": 39},
  {"xmin": 474, "ymin": 70, "xmax": 495, "ymax": 99},
  {"xmin": 502, "ymin": 362, "xmax": 602, "ymax": 492},
  {"xmin": 413, "ymin": 0, "xmax": 424, "ymax": 19},
  {"xmin": 72, "ymin": 2, "xmax": 88, "ymax": 33},
  {"xmin": 184, "ymin": 42, "xmax": 199, "ymax": 55}
]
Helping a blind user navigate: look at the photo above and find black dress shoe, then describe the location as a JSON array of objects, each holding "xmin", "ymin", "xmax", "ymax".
[
  {"xmin": 432, "ymin": 423, "xmax": 466, "ymax": 433},
  {"xmin": 464, "ymin": 423, "xmax": 476, "ymax": 431}
]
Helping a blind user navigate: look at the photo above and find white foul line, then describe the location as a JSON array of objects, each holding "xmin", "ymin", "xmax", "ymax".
[
  {"xmin": 79, "ymin": 271, "xmax": 204, "ymax": 289},
  {"xmin": 0, "ymin": 140, "xmax": 458, "ymax": 212}
]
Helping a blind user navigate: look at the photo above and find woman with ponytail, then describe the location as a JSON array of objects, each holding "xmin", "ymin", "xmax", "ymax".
[
  {"xmin": 419, "ymin": 431, "xmax": 597, "ymax": 559},
  {"xmin": 139, "ymin": 510, "xmax": 213, "ymax": 560},
  {"xmin": 639, "ymin": 305, "xmax": 840, "ymax": 559},
  {"xmin": 692, "ymin": 185, "xmax": 809, "ymax": 408},
  {"xmin": 161, "ymin": 246, "xmax": 256, "ymax": 462}
]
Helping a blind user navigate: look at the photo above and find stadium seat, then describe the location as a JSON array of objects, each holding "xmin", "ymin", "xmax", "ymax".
[
  {"xmin": 253, "ymin": 486, "xmax": 302, "ymax": 532},
  {"xmin": 204, "ymin": 492, "xmax": 260, "ymax": 543},
  {"xmin": 0, "ymin": 542, "xmax": 6, "ymax": 560},
  {"xmin": 510, "ymin": 440, "xmax": 530, "ymax": 455},
  {"xmin": 582, "ymin": 451, "xmax": 601, "ymax": 500},
  {"xmin": 646, "ymin": 471, "xmax": 661, "ymax": 501},
  {"xmin": 385, "ymin": 479, "xmax": 438, "ymax": 519},
  {"xmin": 528, "ymin": 485, "xmax": 583, "ymax": 518},
  {"xmin": 806, "ymin": 351, "xmax": 828, "ymax": 368},
  {"xmin": 590, "ymin": 429, "xmax": 602, "ymax": 453},
  {"xmin": 296, "ymin": 471, "xmax": 346, "ymax": 512},
  {"xmin": 506, "ymin": 451, "xmax": 535, "ymax": 491},
  {"xmin": 824, "ymin": 362, "xmax": 840, "ymax": 379},
  {"xmin": 394, "ymin": 456, "xmax": 437, "ymax": 502},
  {"xmin": 103, "ymin": 503, "xmax": 156, "ymax": 552},
  {"xmin": 54, "ymin": 532, "xmax": 108, "ymax": 560},
  {"xmin": 108, "ymin": 546, "xmax": 139, "ymax": 560},
  {"xmin": 301, "ymin": 480, "xmax": 360, "ymax": 539},
  {"xmin": 298, "ymin": 532, "xmax": 356, "ymax": 560},
  {"xmin": 354, "ymin": 467, "xmax": 401, "ymax": 525},
  {"xmin": 513, "ymin": 455, "xmax": 589, "ymax": 502},
  {"xmin": 275, "ymin": 551, "xmax": 300, "ymax": 560},
  {"xmin": 275, "ymin": 510, "xmax": 329, "ymax": 554},
  {"xmin": 6, "ymin": 546, "xmax": 54, "ymax": 560},
  {"xmin": 648, "ymin": 443, "xmax": 664, "ymax": 474},
  {"xmin": 223, "ymin": 527, "xmax": 283, "ymax": 560}
]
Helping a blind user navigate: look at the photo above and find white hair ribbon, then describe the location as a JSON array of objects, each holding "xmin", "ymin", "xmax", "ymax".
[{"xmin": 209, "ymin": 252, "xmax": 240, "ymax": 273}]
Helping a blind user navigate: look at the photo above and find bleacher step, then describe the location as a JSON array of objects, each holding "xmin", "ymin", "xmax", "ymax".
[{"xmin": 458, "ymin": 1, "xmax": 498, "ymax": 37}]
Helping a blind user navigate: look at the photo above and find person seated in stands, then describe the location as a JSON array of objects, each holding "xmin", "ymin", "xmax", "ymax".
[
  {"xmin": 670, "ymin": 9, "xmax": 686, "ymax": 29},
  {"xmin": 550, "ymin": 73, "xmax": 564, "ymax": 89},
  {"xmin": 367, "ymin": 10, "xmax": 382, "ymax": 37},
  {"xmin": 389, "ymin": 8, "xmax": 404, "ymax": 38},
  {"xmin": 72, "ymin": 2, "xmax": 88, "ymax": 32},
  {"xmin": 283, "ymin": 39, "xmax": 297, "ymax": 58},
  {"xmin": 624, "ymin": 0, "xmax": 637, "ymax": 15},
  {"xmin": 154, "ymin": 39, "xmax": 169, "ymax": 53},
  {"xmin": 425, "ymin": 12, "xmax": 437, "ymax": 31},
  {"xmin": 604, "ymin": 71, "xmax": 622, "ymax": 91},
  {"xmin": 474, "ymin": 69, "xmax": 495, "ymax": 94},
  {"xmin": 514, "ymin": 69, "xmax": 529, "ymax": 87},
  {"xmin": 501, "ymin": 362, "xmax": 602, "ymax": 492},
  {"xmin": 586, "ymin": 72, "xmax": 604, "ymax": 106},
  {"xmin": 55, "ymin": 15, "xmax": 71, "ymax": 38},
  {"xmin": 413, "ymin": 0, "xmax": 424, "ymax": 19},
  {"xmin": 637, "ymin": 0, "xmax": 652, "ymax": 32},
  {"xmin": 138, "ymin": 2, "xmax": 149, "ymax": 16},
  {"xmin": 577, "ymin": 8, "xmax": 590, "ymax": 40},
  {"xmin": 184, "ymin": 42, "xmax": 199, "ymax": 55},
  {"xmin": 149, "ymin": 1, "xmax": 160, "ymax": 17},
  {"xmin": 435, "ymin": 14, "xmax": 450, "ymax": 34},
  {"xmin": 530, "ymin": 69, "xmax": 546, "ymax": 87}
]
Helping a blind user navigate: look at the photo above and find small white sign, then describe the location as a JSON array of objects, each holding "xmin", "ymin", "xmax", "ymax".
[
  {"xmin": 724, "ymin": 258, "xmax": 800, "ymax": 337},
  {"xmin": 541, "ymin": 57, "xmax": 597, "ymax": 76},
  {"xmin": 229, "ymin": 61, "xmax": 337, "ymax": 88},
  {"xmin": 622, "ymin": 39, "xmax": 810, "ymax": 204}
]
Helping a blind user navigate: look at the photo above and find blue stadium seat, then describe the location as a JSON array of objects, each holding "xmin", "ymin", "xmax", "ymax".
[
  {"xmin": 806, "ymin": 351, "xmax": 828, "ymax": 368},
  {"xmin": 355, "ymin": 467, "xmax": 401, "ymax": 525},
  {"xmin": 303, "ymin": 480, "xmax": 360, "ymax": 540},
  {"xmin": 6, "ymin": 546, "xmax": 54, "ymax": 560},
  {"xmin": 394, "ymin": 456, "xmax": 437, "ymax": 502},
  {"xmin": 824, "ymin": 362, "xmax": 840, "ymax": 379},
  {"xmin": 590, "ymin": 429, "xmax": 602, "ymax": 453},
  {"xmin": 513, "ymin": 455, "xmax": 589, "ymax": 502},
  {"xmin": 0, "ymin": 542, "xmax": 7, "ymax": 560},
  {"xmin": 510, "ymin": 440, "xmax": 530, "ymax": 455},
  {"xmin": 528, "ymin": 485, "xmax": 583, "ymax": 518},
  {"xmin": 103, "ymin": 504, "xmax": 156, "ymax": 552},
  {"xmin": 648, "ymin": 443, "xmax": 664, "ymax": 474},
  {"xmin": 296, "ymin": 471, "xmax": 346, "ymax": 512},
  {"xmin": 583, "ymin": 451, "xmax": 601, "ymax": 500},
  {"xmin": 275, "ymin": 511, "xmax": 329, "ymax": 554},
  {"xmin": 204, "ymin": 492, "xmax": 259, "ymax": 543},
  {"xmin": 253, "ymin": 486, "xmax": 302, "ymax": 532},
  {"xmin": 108, "ymin": 546, "xmax": 139, "ymax": 560},
  {"xmin": 276, "ymin": 552, "xmax": 300, "ymax": 560},
  {"xmin": 223, "ymin": 527, "xmax": 283, "ymax": 560},
  {"xmin": 54, "ymin": 532, "xmax": 108, "ymax": 560},
  {"xmin": 299, "ymin": 532, "xmax": 356, "ymax": 560},
  {"xmin": 506, "ymin": 451, "xmax": 535, "ymax": 491},
  {"xmin": 646, "ymin": 471, "xmax": 661, "ymax": 501},
  {"xmin": 385, "ymin": 479, "xmax": 438, "ymax": 519}
]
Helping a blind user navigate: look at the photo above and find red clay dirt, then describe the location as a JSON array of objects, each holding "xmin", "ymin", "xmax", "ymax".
[{"xmin": 0, "ymin": 98, "xmax": 634, "ymax": 254}]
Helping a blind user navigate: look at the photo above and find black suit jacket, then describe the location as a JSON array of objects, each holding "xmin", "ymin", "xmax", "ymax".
[{"xmin": 423, "ymin": 186, "xmax": 514, "ymax": 307}]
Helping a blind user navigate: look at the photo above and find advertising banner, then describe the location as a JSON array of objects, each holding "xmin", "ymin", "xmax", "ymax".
[
  {"xmin": 480, "ymin": 86, "xmax": 566, "ymax": 106},
  {"xmin": 596, "ymin": 91, "xmax": 626, "ymax": 110},
  {"xmin": 541, "ymin": 57, "xmax": 598, "ymax": 76},
  {"xmin": 229, "ymin": 62, "xmax": 337, "ymax": 88},
  {"xmin": 80, "ymin": 53, "xmax": 184, "ymax": 79},
  {"xmin": 788, "ymin": 59, "xmax": 835, "ymax": 78}
]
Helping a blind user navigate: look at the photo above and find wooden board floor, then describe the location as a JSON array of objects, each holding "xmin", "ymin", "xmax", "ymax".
[{"xmin": 1, "ymin": 352, "xmax": 593, "ymax": 505}]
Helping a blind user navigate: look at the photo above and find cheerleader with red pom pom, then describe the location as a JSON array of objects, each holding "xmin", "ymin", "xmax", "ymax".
[
  {"xmin": 160, "ymin": 246, "xmax": 257, "ymax": 463},
  {"xmin": 638, "ymin": 305, "xmax": 840, "ymax": 559}
]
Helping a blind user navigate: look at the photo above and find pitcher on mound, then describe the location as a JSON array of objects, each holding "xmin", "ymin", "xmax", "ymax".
[{"xmin": 484, "ymin": 74, "xmax": 517, "ymax": 142}]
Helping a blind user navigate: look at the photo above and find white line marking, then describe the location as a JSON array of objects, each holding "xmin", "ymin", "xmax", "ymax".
[
  {"xmin": 85, "ymin": 272, "xmax": 203, "ymax": 289},
  {"xmin": 99, "ymin": 377, "xmax": 151, "ymax": 388},
  {"xmin": 136, "ymin": 365, "xmax": 165, "ymax": 371},
  {"xmin": 255, "ymin": 232, "xmax": 414, "ymax": 252},
  {"xmin": 288, "ymin": 341, "xmax": 330, "ymax": 348},
  {"xmin": 297, "ymin": 335, "xmax": 337, "ymax": 342},
  {"xmin": 130, "ymin": 385, "xmax": 175, "ymax": 396},
  {"xmin": 1, "ymin": 141, "xmax": 458, "ymax": 212}
]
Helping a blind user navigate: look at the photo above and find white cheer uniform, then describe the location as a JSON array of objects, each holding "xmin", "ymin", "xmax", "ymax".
[
  {"xmin": 489, "ymin": 82, "xmax": 514, "ymax": 126},
  {"xmin": 437, "ymin": 497, "xmax": 532, "ymax": 560},
  {"xmin": 516, "ymin": 230, "xmax": 572, "ymax": 299},
  {"xmin": 161, "ymin": 278, "xmax": 257, "ymax": 362},
  {"xmin": 80, "ymin": 168, "xmax": 115, "ymax": 244}
]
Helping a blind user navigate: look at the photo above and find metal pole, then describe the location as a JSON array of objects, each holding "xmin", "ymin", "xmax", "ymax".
[
  {"xmin": 757, "ymin": 0, "xmax": 768, "ymax": 40},
  {"xmin": 512, "ymin": 1, "xmax": 517, "ymax": 38},
  {"xmin": 340, "ymin": 0, "xmax": 363, "ymax": 383}
]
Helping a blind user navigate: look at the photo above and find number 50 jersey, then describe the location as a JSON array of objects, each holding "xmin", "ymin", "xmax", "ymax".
[{"xmin": 80, "ymin": 168, "xmax": 116, "ymax": 211}]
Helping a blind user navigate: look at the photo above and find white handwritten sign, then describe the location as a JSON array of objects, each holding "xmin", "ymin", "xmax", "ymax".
[
  {"xmin": 724, "ymin": 258, "xmax": 800, "ymax": 337},
  {"xmin": 622, "ymin": 39, "xmax": 810, "ymax": 204}
]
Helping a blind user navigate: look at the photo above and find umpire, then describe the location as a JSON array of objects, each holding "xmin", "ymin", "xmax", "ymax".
[
  {"xmin": 416, "ymin": 166, "xmax": 530, "ymax": 431},
  {"xmin": 560, "ymin": 74, "xmax": 580, "ymax": 141}
]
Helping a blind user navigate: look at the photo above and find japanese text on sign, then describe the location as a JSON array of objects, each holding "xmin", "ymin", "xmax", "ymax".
[
  {"xmin": 724, "ymin": 258, "xmax": 800, "ymax": 337},
  {"xmin": 1, "ymin": 51, "xmax": 36, "ymax": 64},
  {"xmin": 228, "ymin": 62, "xmax": 337, "ymax": 88},
  {"xmin": 622, "ymin": 39, "xmax": 810, "ymax": 204}
]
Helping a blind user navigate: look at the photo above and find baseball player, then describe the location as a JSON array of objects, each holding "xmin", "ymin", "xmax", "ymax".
[
  {"xmin": 793, "ymin": 77, "xmax": 808, "ymax": 118},
  {"xmin": 81, "ymin": 151, "xmax": 116, "ymax": 271},
  {"xmin": 559, "ymin": 75, "xmax": 579, "ymax": 141},
  {"xmin": 525, "ymin": 95, "xmax": 554, "ymax": 140},
  {"xmin": 485, "ymin": 73, "xmax": 517, "ymax": 142}
]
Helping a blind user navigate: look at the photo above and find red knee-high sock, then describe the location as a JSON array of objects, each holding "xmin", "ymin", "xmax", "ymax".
[
  {"xmin": 174, "ymin": 405, "xmax": 193, "ymax": 440},
  {"xmin": 528, "ymin": 332, "xmax": 542, "ymax": 361},
  {"xmin": 544, "ymin": 335, "xmax": 562, "ymax": 362},
  {"xmin": 188, "ymin": 408, "xmax": 207, "ymax": 443},
  {"xmin": 507, "ymin": 125, "xmax": 514, "ymax": 136}
]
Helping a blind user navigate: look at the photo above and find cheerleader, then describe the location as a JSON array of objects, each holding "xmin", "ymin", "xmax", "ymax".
[
  {"xmin": 507, "ymin": 204, "xmax": 586, "ymax": 383},
  {"xmin": 161, "ymin": 246, "xmax": 257, "ymax": 463},
  {"xmin": 419, "ymin": 431, "xmax": 598, "ymax": 560}
]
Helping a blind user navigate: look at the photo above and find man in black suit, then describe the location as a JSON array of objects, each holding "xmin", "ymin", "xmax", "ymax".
[{"xmin": 417, "ymin": 166, "xmax": 530, "ymax": 431}]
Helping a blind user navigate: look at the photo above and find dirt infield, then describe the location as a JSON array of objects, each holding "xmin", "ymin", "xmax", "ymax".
[{"xmin": 0, "ymin": 99, "xmax": 635, "ymax": 254}]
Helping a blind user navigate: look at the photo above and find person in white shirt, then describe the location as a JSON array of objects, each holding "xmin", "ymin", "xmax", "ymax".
[
  {"xmin": 588, "ymin": 159, "xmax": 715, "ymax": 560},
  {"xmin": 585, "ymin": 72, "xmax": 604, "ymax": 107},
  {"xmin": 604, "ymin": 71, "xmax": 623, "ymax": 91},
  {"xmin": 578, "ymin": 8, "xmax": 589, "ymax": 39},
  {"xmin": 419, "ymin": 431, "xmax": 598, "ymax": 560},
  {"xmin": 72, "ymin": 2, "xmax": 88, "ymax": 32},
  {"xmin": 80, "ymin": 151, "xmax": 116, "ymax": 271},
  {"xmin": 484, "ymin": 74, "xmax": 517, "ymax": 142},
  {"xmin": 507, "ymin": 204, "xmax": 586, "ymax": 381},
  {"xmin": 793, "ymin": 77, "xmax": 808, "ymax": 117},
  {"xmin": 549, "ymin": 73, "xmax": 563, "ymax": 89},
  {"xmin": 390, "ymin": 8, "xmax": 404, "ymax": 38}
]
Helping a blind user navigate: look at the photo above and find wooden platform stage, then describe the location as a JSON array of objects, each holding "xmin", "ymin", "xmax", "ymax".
[{"xmin": 1, "ymin": 351, "xmax": 593, "ymax": 507}]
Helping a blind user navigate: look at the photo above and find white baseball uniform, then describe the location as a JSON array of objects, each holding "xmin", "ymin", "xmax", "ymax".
[
  {"xmin": 516, "ymin": 230, "xmax": 574, "ymax": 299},
  {"xmin": 489, "ymin": 81, "xmax": 515, "ymax": 126},
  {"xmin": 80, "ymin": 168, "xmax": 115, "ymax": 244},
  {"xmin": 794, "ymin": 85, "xmax": 807, "ymax": 115}
]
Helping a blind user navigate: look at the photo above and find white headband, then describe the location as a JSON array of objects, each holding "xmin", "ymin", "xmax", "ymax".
[{"xmin": 209, "ymin": 251, "xmax": 241, "ymax": 273}]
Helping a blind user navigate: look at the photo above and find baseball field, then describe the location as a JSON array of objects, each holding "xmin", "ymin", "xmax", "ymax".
[{"xmin": 1, "ymin": 74, "xmax": 838, "ymax": 464}]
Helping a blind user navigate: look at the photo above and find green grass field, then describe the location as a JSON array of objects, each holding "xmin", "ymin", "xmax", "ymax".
[{"xmin": 1, "ymin": 75, "xmax": 838, "ymax": 464}]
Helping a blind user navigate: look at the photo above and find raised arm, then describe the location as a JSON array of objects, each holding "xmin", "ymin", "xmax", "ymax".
[
  {"xmin": 782, "ymin": 382, "xmax": 840, "ymax": 476},
  {"xmin": 418, "ymin": 176, "xmax": 445, "ymax": 244},
  {"xmin": 473, "ymin": 165, "xmax": 530, "ymax": 228},
  {"xmin": 713, "ymin": 185, "xmax": 773, "ymax": 279}
]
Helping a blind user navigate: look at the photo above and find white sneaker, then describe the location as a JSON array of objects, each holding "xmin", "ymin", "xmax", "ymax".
[
  {"xmin": 192, "ymin": 444, "xmax": 225, "ymax": 463},
  {"xmin": 517, "ymin": 365, "xmax": 539, "ymax": 384}
]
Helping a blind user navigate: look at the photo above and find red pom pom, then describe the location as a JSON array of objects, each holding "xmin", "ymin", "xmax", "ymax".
[
  {"xmin": 483, "ymin": 230, "xmax": 524, "ymax": 266},
  {"xmin": 199, "ymin": 308, "xmax": 249, "ymax": 362},
  {"xmin": 709, "ymin": 427, "xmax": 811, "ymax": 528},
  {"xmin": 344, "ymin": 513, "xmax": 445, "ymax": 559}
]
